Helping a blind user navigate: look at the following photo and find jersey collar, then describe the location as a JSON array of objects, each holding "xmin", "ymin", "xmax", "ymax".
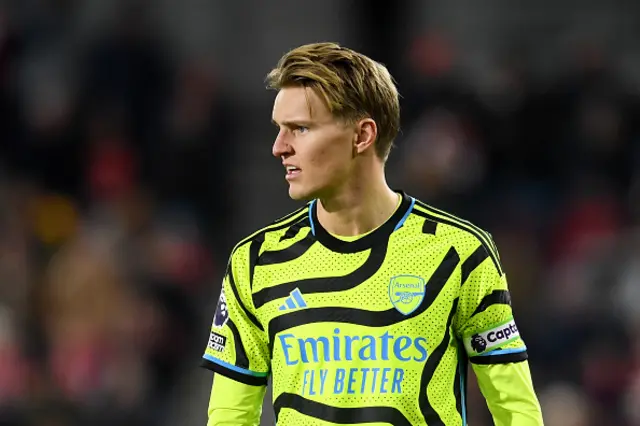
[{"xmin": 308, "ymin": 191, "xmax": 415, "ymax": 253}]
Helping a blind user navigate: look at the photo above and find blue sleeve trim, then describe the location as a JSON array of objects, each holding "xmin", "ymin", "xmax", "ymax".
[
  {"xmin": 477, "ymin": 347, "xmax": 527, "ymax": 357},
  {"xmin": 203, "ymin": 354, "xmax": 269, "ymax": 377}
]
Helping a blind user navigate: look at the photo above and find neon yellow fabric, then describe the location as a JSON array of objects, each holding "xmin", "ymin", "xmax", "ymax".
[
  {"xmin": 206, "ymin": 363, "xmax": 544, "ymax": 425},
  {"xmin": 473, "ymin": 361, "xmax": 544, "ymax": 425},
  {"xmin": 207, "ymin": 374, "xmax": 265, "ymax": 426},
  {"xmin": 201, "ymin": 193, "xmax": 542, "ymax": 425}
]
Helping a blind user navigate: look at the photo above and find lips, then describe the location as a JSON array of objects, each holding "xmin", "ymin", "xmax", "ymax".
[{"xmin": 284, "ymin": 165, "xmax": 301, "ymax": 179}]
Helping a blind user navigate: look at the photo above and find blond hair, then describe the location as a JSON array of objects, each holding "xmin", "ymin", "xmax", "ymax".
[{"xmin": 266, "ymin": 42, "xmax": 400, "ymax": 160}]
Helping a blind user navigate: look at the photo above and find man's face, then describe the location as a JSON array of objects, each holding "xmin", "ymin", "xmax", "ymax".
[{"xmin": 272, "ymin": 86, "xmax": 356, "ymax": 201}]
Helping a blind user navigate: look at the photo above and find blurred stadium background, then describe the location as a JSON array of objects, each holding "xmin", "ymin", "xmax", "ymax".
[{"xmin": 1, "ymin": 0, "xmax": 639, "ymax": 425}]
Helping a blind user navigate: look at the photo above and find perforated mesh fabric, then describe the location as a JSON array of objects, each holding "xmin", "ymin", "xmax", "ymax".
[{"xmin": 202, "ymin": 197, "xmax": 528, "ymax": 425}]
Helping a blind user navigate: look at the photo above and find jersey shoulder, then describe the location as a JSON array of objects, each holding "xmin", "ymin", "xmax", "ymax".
[
  {"xmin": 229, "ymin": 203, "xmax": 311, "ymax": 262},
  {"xmin": 409, "ymin": 197, "xmax": 502, "ymax": 274}
]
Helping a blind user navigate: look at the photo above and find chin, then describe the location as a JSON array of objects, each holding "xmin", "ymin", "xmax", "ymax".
[{"xmin": 287, "ymin": 184, "xmax": 317, "ymax": 202}]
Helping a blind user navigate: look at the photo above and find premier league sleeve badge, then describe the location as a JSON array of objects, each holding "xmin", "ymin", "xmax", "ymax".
[{"xmin": 213, "ymin": 287, "xmax": 229, "ymax": 328}]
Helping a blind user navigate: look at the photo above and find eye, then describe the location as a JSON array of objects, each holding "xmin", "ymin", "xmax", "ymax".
[{"xmin": 294, "ymin": 126, "xmax": 309, "ymax": 134}]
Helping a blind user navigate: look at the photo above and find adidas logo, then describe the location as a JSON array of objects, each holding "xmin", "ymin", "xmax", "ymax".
[{"xmin": 279, "ymin": 288, "xmax": 308, "ymax": 311}]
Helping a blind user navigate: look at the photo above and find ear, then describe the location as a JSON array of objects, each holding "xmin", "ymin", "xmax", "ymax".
[{"xmin": 353, "ymin": 118, "xmax": 377, "ymax": 155}]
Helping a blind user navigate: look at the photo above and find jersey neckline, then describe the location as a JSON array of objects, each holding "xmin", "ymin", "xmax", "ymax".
[{"xmin": 308, "ymin": 191, "xmax": 415, "ymax": 253}]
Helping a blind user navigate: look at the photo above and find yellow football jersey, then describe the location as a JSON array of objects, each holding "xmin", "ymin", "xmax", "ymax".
[{"xmin": 202, "ymin": 192, "xmax": 527, "ymax": 425}]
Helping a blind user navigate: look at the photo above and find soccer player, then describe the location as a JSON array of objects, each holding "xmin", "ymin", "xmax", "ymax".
[{"xmin": 201, "ymin": 42, "xmax": 543, "ymax": 425}]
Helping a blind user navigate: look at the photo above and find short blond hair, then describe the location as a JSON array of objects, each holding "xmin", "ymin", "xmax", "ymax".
[{"xmin": 266, "ymin": 42, "xmax": 400, "ymax": 160}]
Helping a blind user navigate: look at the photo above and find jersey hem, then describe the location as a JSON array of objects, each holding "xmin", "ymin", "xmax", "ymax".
[{"xmin": 200, "ymin": 357, "xmax": 269, "ymax": 386}]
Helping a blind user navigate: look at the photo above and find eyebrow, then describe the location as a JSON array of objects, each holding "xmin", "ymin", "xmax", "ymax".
[{"xmin": 271, "ymin": 119, "xmax": 313, "ymax": 128}]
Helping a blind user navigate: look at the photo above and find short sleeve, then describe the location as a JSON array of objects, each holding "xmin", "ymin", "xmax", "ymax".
[
  {"xmin": 454, "ymin": 242, "xmax": 528, "ymax": 365},
  {"xmin": 201, "ymin": 249, "xmax": 270, "ymax": 385}
]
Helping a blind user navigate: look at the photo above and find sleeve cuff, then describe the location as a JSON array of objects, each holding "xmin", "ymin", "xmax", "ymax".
[{"xmin": 200, "ymin": 357, "xmax": 269, "ymax": 386}]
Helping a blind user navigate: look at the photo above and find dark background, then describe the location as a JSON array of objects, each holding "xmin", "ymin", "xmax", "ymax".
[{"xmin": 0, "ymin": 1, "xmax": 639, "ymax": 425}]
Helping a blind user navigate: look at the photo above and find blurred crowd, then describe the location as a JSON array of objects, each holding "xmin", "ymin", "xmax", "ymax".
[
  {"xmin": 0, "ymin": 1, "xmax": 639, "ymax": 426},
  {"xmin": 0, "ymin": 2, "xmax": 231, "ymax": 425}
]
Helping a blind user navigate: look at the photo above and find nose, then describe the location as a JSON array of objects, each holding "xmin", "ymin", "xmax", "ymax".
[{"xmin": 272, "ymin": 130, "xmax": 293, "ymax": 158}]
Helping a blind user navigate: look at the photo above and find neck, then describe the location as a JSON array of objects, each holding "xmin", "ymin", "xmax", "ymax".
[{"xmin": 316, "ymin": 167, "xmax": 399, "ymax": 237}]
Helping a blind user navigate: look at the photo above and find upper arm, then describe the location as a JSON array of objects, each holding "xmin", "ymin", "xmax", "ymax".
[
  {"xmin": 472, "ymin": 362, "xmax": 543, "ymax": 426},
  {"xmin": 207, "ymin": 373, "xmax": 267, "ymax": 426},
  {"xmin": 201, "ymin": 245, "xmax": 270, "ymax": 386},
  {"xmin": 454, "ymin": 240, "xmax": 528, "ymax": 365}
]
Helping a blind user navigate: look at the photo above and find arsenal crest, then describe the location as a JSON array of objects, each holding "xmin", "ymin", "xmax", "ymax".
[{"xmin": 389, "ymin": 275, "xmax": 426, "ymax": 315}]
